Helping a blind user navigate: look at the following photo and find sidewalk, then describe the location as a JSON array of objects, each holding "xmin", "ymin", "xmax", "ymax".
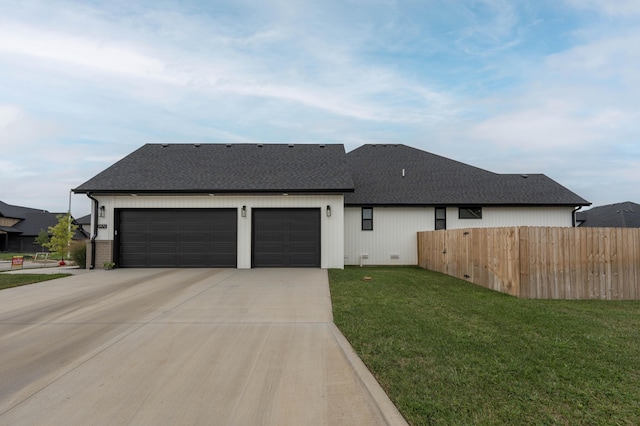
[{"xmin": 0, "ymin": 260, "xmax": 87, "ymax": 274}]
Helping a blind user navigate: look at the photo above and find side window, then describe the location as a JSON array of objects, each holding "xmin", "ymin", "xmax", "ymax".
[
  {"xmin": 362, "ymin": 207, "xmax": 373, "ymax": 231},
  {"xmin": 459, "ymin": 207, "xmax": 482, "ymax": 219},
  {"xmin": 435, "ymin": 207, "xmax": 446, "ymax": 230}
]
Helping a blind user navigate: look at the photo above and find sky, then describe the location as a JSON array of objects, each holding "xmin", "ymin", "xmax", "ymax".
[{"xmin": 0, "ymin": 0, "xmax": 638, "ymax": 218}]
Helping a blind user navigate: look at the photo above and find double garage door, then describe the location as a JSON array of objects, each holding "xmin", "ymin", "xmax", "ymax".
[{"xmin": 116, "ymin": 208, "xmax": 320, "ymax": 268}]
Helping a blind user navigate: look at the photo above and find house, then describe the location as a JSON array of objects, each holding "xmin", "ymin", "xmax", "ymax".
[
  {"xmin": 73, "ymin": 144, "xmax": 353, "ymax": 269},
  {"xmin": 76, "ymin": 214, "xmax": 92, "ymax": 234},
  {"xmin": 73, "ymin": 143, "xmax": 590, "ymax": 269},
  {"xmin": 0, "ymin": 201, "xmax": 89, "ymax": 252},
  {"xmin": 576, "ymin": 202, "xmax": 639, "ymax": 228},
  {"xmin": 344, "ymin": 144, "xmax": 590, "ymax": 265}
]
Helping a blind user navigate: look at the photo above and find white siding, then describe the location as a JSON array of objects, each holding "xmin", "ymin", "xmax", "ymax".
[
  {"xmin": 90, "ymin": 194, "xmax": 344, "ymax": 269},
  {"xmin": 344, "ymin": 207, "xmax": 432, "ymax": 266},
  {"xmin": 446, "ymin": 206, "xmax": 574, "ymax": 229},
  {"xmin": 344, "ymin": 206, "xmax": 575, "ymax": 266}
]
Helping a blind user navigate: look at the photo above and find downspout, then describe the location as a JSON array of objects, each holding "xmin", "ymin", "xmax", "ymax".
[
  {"xmin": 86, "ymin": 192, "xmax": 99, "ymax": 269},
  {"xmin": 572, "ymin": 206, "xmax": 583, "ymax": 227}
]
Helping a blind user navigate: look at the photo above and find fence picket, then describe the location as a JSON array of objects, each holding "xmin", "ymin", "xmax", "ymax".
[{"xmin": 417, "ymin": 227, "xmax": 640, "ymax": 300}]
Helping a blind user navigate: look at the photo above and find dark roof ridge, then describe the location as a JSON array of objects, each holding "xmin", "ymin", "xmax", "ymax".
[
  {"xmin": 350, "ymin": 143, "xmax": 500, "ymax": 176},
  {"xmin": 0, "ymin": 200, "xmax": 50, "ymax": 219}
]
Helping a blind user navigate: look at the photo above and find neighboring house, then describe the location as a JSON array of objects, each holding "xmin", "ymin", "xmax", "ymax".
[
  {"xmin": 76, "ymin": 214, "xmax": 92, "ymax": 234},
  {"xmin": 576, "ymin": 202, "xmax": 640, "ymax": 228},
  {"xmin": 73, "ymin": 143, "xmax": 590, "ymax": 269},
  {"xmin": 0, "ymin": 201, "xmax": 89, "ymax": 252}
]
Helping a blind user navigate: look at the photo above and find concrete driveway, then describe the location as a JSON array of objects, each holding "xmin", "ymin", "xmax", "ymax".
[{"xmin": 0, "ymin": 269, "xmax": 406, "ymax": 425}]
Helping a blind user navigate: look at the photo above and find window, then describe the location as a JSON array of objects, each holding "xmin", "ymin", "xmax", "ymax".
[
  {"xmin": 435, "ymin": 207, "xmax": 446, "ymax": 230},
  {"xmin": 362, "ymin": 207, "xmax": 373, "ymax": 230},
  {"xmin": 459, "ymin": 207, "xmax": 482, "ymax": 219}
]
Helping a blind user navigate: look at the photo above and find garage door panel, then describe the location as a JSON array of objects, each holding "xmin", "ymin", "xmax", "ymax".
[
  {"xmin": 117, "ymin": 209, "xmax": 237, "ymax": 268},
  {"xmin": 252, "ymin": 209, "xmax": 320, "ymax": 268}
]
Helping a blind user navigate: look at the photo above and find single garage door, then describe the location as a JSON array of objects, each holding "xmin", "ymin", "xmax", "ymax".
[
  {"xmin": 252, "ymin": 208, "xmax": 321, "ymax": 268},
  {"xmin": 116, "ymin": 209, "xmax": 237, "ymax": 268}
]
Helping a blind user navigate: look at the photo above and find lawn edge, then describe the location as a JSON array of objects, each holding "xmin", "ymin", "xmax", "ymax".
[{"xmin": 328, "ymin": 323, "xmax": 409, "ymax": 426}]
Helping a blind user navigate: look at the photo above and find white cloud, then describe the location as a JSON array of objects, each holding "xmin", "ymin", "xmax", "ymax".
[
  {"xmin": 454, "ymin": 0, "xmax": 523, "ymax": 55},
  {"xmin": 546, "ymin": 33, "xmax": 640, "ymax": 90},
  {"xmin": 0, "ymin": 104, "xmax": 61, "ymax": 148},
  {"xmin": 564, "ymin": 0, "xmax": 640, "ymax": 17},
  {"xmin": 0, "ymin": 13, "xmax": 456, "ymax": 124},
  {"xmin": 0, "ymin": 23, "xmax": 175, "ymax": 82}
]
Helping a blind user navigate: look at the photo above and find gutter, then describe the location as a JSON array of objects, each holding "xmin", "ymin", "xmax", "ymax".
[
  {"xmin": 86, "ymin": 192, "xmax": 99, "ymax": 269},
  {"xmin": 573, "ymin": 205, "xmax": 583, "ymax": 227}
]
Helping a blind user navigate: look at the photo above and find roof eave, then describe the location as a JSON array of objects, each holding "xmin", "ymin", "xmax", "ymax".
[
  {"xmin": 344, "ymin": 202, "xmax": 592, "ymax": 207},
  {"xmin": 73, "ymin": 188, "xmax": 355, "ymax": 195}
]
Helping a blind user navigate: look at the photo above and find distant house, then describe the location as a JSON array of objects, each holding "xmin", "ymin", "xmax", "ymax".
[
  {"xmin": 76, "ymin": 214, "xmax": 92, "ymax": 234},
  {"xmin": 0, "ymin": 201, "xmax": 89, "ymax": 252},
  {"xmin": 73, "ymin": 143, "xmax": 590, "ymax": 269},
  {"xmin": 576, "ymin": 202, "xmax": 640, "ymax": 228}
]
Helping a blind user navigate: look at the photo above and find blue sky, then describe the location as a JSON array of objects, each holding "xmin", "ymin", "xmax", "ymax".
[{"xmin": 1, "ymin": 0, "xmax": 638, "ymax": 217}]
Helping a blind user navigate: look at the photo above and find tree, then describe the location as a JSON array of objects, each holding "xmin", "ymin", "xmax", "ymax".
[
  {"xmin": 34, "ymin": 228, "xmax": 50, "ymax": 252},
  {"xmin": 45, "ymin": 213, "xmax": 78, "ymax": 259}
]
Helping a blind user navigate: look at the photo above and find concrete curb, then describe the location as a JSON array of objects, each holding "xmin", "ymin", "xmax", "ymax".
[
  {"xmin": 0, "ymin": 265, "xmax": 88, "ymax": 275},
  {"xmin": 329, "ymin": 323, "xmax": 409, "ymax": 426}
]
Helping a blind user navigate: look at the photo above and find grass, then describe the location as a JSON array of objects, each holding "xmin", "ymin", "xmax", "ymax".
[
  {"xmin": 0, "ymin": 274, "xmax": 71, "ymax": 290},
  {"xmin": 0, "ymin": 252, "xmax": 35, "ymax": 261},
  {"xmin": 329, "ymin": 266, "xmax": 640, "ymax": 425}
]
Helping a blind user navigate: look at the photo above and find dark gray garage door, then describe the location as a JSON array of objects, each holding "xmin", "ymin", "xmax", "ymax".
[
  {"xmin": 116, "ymin": 209, "xmax": 237, "ymax": 268},
  {"xmin": 252, "ymin": 208, "xmax": 320, "ymax": 268}
]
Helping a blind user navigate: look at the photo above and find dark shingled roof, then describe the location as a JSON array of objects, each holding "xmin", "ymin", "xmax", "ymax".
[
  {"xmin": 576, "ymin": 202, "xmax": 640, "ymax": 228},
  {"xmin": 0, "ymin": 201, "xmax": 88, "ymax": 238},
  {"xmin": 0, "ymin": 225, "xmax": 22, "ymax": 233},
  {"xmin": 345, "ymin": 144, "xmax": 590, "ymax": 206},
  {"xmin": 74, "ymin": 143, "xmax": 354, "ymax": 194},
  {"xmin": 0, "ymin": 200, "xmax": 48, "ymax": 219},
  {"xmin": 76, "ymin": 214, "xmax": 91, "ymax": 225},
  {"xmin": 12, "ymin": 212, "xmax": 88, "ymax": 239},
  {"xmin": 12, "ymin": 212, "xmax": 60, "ymax": 236}
]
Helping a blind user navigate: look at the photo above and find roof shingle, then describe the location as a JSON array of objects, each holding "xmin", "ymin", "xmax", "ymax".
[
  {"xmin": 74, "ymin": 143, "xmax": 354, "ymax": 193},
  {"xmin": 576, "ymin": 202, "xmax": 639, "ymax": 227},
  {"xmin": 345, "ymin": 144, "xmax": 590, "ymax": 206}
]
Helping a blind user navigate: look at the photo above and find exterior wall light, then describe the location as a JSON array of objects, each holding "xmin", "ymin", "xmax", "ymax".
[
  {"xmin": 99, "ymin": 206, "xmax": 106, "ymax": 218},
  {"xmin": 241, "ymin": 205, "xmax": 247, "ymax": 217},
  {"xmin": 326, "ymin": 205, "xmax": 331, "ymax": 217}
]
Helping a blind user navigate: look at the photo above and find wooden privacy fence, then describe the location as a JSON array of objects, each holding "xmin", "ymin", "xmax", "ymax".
[{"xmin": 417, "ymin": 227, "xmax": 640, "ymax": 300}]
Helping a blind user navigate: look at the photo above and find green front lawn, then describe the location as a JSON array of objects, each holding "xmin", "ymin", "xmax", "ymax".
[
  {"xmin": 0, "ymin": 252, "xmax": 34, "ymax": 261},
  {"xmin": 329, "ymin": 266, "xmax": 640, "ymax": 425},
  {"xmin": 0, "ymin": 274, "xmax": 71, "ymax": 290}
]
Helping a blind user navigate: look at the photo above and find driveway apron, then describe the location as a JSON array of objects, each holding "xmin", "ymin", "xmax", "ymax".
[{"xmin": 0, "ymin": 268, "xmax": 406, "ymax": 425}]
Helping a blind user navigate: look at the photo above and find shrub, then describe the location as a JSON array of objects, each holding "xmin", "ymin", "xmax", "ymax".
[{"xmin": 70, "ymin": 241, "xmax": 87, "ymax": 269}]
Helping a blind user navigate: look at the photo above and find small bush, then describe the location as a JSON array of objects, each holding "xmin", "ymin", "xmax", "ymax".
[{"xmin": 70, "ymin": 241, "xmax": 87, "ymax": 269}]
